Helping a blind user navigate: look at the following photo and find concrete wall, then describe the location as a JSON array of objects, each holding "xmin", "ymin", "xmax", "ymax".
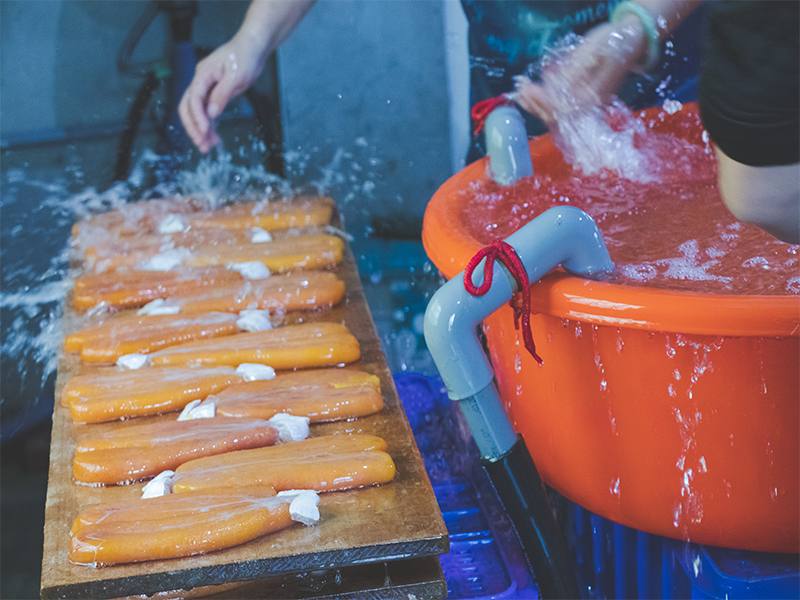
[
  {"xmin": 0, "ymin": 0, "xmax": 248, "ymax": 143},
  {"xmin": 279, "ymin": 0, "xmax": 455, "ymax": 228},
  {"xmin": 0, "ymin": 0, "xmax": 464, "ymax": 227}
]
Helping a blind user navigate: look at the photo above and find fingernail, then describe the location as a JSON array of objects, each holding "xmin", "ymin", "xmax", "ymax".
[{"xmin": 208, "ymin": 103, "xmax": 220, "ymax": 118}]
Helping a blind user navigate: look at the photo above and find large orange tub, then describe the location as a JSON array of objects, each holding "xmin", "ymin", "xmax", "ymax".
[{"xmin": 423, "ymin": 105, "xmax": 799, "ymax": 553}]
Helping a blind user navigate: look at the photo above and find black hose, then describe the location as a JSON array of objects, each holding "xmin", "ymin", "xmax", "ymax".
[
  {"xmin": 482, "ymin": 435, "xmax": 582, "ymax": 599},
  {"xmin": 117, "ymin": 0, "xmax": 160, "ymax": 78},
  {"xmin": 114, "ymin": 70, "xmax": 160, "ymax": 183}
]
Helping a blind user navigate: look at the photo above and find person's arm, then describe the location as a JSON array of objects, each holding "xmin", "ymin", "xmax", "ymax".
[
  {"xmin": 513, "ymin": 1, "xmax": 702, "ymax": 124},
  {"xmin": 715, "ymin": 148, "xmax": 800, "ymax": 244},
  {"xmin": 179, "ymin": 0, "xmax": 317, "ymax": 153}
]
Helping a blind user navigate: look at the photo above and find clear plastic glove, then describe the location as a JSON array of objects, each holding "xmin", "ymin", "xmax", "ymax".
[
  {"xmin": 513, "ymin": 13, "xmax": 649, "ymax": 126},
  {"xmin": 178, "ymin": 34, "xmax": 267, "ymax": 153}
]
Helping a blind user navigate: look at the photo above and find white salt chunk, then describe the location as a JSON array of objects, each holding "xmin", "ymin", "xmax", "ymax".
[
  {"xmin": 236, "ymin": 309, "xmax": 273, "ymax": 332},
  {"xmin": 235, "ymin": 363, "xmax": 276, "ymax": 381},
  {"xmin": 250, "ymin": 227, "xmax": 273, "ymax": 243},
  {"xmin": 177, "ymin": 397, "xmax": 217, "ymax": 421},
  {"xmin": 142, "ymin": 248, "xmax": 191, "ymax": 271},
  {"xmin": 276, "ymin": 490, "xmax": 320, "ymax": 525},
  {"xmin": 137, "ymin": 298, "xmax": 181, "ymax": 316},
  {"xmin": 228, "ymin": 261, "xmax": 271, "ymax": 279},
  {"xmin": 117, "ymin": 354, "xmax": 151, "ymax": 370},
  {"xmin": 268, "ymin": 413, "xmax": 310, "ymax": 442},
  {"xmin": 141, "ymin": 470, "xmax": 175, "ymax": 499},
  {"xmin": 158, "ymin": 214, "xmax": 187, "ymax": 234}
]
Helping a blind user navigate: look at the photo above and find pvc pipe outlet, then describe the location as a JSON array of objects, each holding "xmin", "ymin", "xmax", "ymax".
[
  {"xmin": 424, "ymin": 206, "xmax": 613, "ymax": 459},
  {"xmin": 485, "ymin": 106, "xmax": 534, "ymax": 185}
]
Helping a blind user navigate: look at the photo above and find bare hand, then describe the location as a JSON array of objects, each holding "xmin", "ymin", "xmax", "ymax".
[
  {"xmin": 179, "ymin": 36, "xmax": 266, "ymax": 153},
  {"xmin": 513, "ymin": 15, "xmax": 649, "ymax": 126}
]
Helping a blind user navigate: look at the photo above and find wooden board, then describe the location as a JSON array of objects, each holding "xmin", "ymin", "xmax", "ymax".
[
  {"xmin": 105, "ymin": 556, "xmax": 447, "ymax": 600},
  {"xmin": 40, "ymin": 235, "xmax": 448, "ymax": 599}
]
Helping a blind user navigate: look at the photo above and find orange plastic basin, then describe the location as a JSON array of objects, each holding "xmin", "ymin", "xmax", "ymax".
[{"xmin": 423, "ymin": 106, "xmax": 799, "ymax": 553}]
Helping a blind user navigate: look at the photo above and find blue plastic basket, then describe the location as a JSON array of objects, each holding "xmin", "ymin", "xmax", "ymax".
[
  {"xmin": 565, "ymin": 501, "xmax": 800, "ymax": 599},
  {"xmin": 394, "ymin": 373, "xmax": 800, "ymax": 600},
  {"xmin": 394, "ymin": 373, "xmax": 537, "ymax": 599}
]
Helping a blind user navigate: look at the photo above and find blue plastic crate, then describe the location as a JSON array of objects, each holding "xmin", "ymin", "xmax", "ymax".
[
  {"xmin": 674, "ymin": 544, "xmax": 800, "ymax": 599},
  {"xmin": 564, "ymin": 482, "xmax": 800, "ymax": 599},
  {"xmin": 394, "ymin": 373, "xmax": 538, "ymax": 599},
  {"xmin": 394, "ymin": 372, "xmax": 799, "ymax": 600}
]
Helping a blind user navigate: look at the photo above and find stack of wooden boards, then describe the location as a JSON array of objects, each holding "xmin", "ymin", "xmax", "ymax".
[{"xmin": 41, "ymin": 196, "xmax": 448, "ymax": 599}]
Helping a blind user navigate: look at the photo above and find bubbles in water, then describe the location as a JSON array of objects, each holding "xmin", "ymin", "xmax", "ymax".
[
  {"xmin": 662, "ymin": 99, "xmax": 683, "ymax": 115},
  {"xmin": 660, "ymin": 240, "xmax": 733, "ymax": 284},
  {"xmin": 617, "ymin": 263, "xmax": 657, "ymax": 282},
  {"xmin": 665, "ymin": 338, "xmax": 676, "ymax": 359},
  {"xmin": 464, "ymin": 107, "xmax": 798, "ymax": 296},
  {"xmin": 742, "ymin": 256, "xmax": 770, "ymax": 269}
]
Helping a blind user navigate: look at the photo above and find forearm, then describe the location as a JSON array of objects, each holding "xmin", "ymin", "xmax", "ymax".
[
  {"xmin": 635, "ymin": 0, "xmax": 704, "ymax": 39},
  {"xmin": 716, "ymin": 147, "xmax": 800, "ymax": 244},
  {"xmin": 614, "ymin": 0, "xmax": 703, "ymax": 70},
  {"xmin": 235, "ymin": 0, "xmax": 318, "ymax": 63}
]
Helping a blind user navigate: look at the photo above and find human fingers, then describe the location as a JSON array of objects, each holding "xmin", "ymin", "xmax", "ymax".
[
  {"xmin": 179, "ymin": 60, "xmax": 226, "ymax": 152},
  {"xmin": 204, "ymin": 119, "xmax": 221, "ymax": 154},
  {"xmin": 512, "ymin": 76, "xmax": 556, "ymax": 125},
  {"xmin": 178, "ymin": 88, "xmax": 205, "ymax": 150},
  {"xmin": 204, "ymin": 52, "xmax": 263, "ymax": 121},
  {"xmin": 179, "ymin": 84, "xmax": 216, "ymax": 153}
]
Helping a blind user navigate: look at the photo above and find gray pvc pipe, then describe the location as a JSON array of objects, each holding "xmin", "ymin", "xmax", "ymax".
[
  {"xmin": 485, "ymin": 105, "xmax": 534, "ymax": 185},
  {"xmin": 424, "ymin": 206, "xmax": 614, "ymax": 459}
]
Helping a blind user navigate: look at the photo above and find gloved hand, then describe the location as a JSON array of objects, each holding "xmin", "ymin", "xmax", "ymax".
[
  {"xmin": 178, "ymin": 33, "xmax": 268, "ymax": 153},
  {"xmin": 513, "ymin": 12, "xmax": 650, "ymax": 126}
]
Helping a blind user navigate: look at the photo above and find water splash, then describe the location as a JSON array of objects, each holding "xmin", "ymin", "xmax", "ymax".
[
  {"xmin": 669, "ymin": 334, "xmax": 725, "ymax": 537},
  {"xmin": 531, "ymin": 34, "xmax": 687, "ymax": 183},
  {"xmin": 463, "ymin": 107, "xmax": 798, "ymax": 296},
  {"xmin": 175, "ymin": 149, "xmax": 291, "ymax": 206},
  {"xmin": 1, "ymin": 136, "xmax": 394, "ymax": 419}
]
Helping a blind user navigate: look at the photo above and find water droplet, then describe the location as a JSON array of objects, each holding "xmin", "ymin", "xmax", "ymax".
[{"xmin": 609, "ymin": 477, "xmax": 621, "ymax": 499}]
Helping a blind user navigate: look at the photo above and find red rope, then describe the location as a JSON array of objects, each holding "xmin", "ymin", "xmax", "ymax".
[
  {"xmin": 463, "ymin": 240, "xmax": 543, "ymax": 365},
  {"xmin": 471, "ymin": 94, "xmax": 517, "ymax": 136}
]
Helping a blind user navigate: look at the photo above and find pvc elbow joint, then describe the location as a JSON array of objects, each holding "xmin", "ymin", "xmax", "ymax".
[
  {"xmin": 484, "ymin": 106, "xmax": 534, "ymax": 185},
  {"xmin": 424, "ymin": 206, "xmax": 614, "ymax": 457}
]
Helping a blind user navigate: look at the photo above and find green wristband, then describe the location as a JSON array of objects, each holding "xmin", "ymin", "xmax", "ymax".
[{"xmin": 611, "ymin": 0, "xmax": 661, "ymax": 73}]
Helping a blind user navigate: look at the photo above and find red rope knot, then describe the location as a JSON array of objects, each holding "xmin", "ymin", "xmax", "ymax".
[
  {"xmin": 471, "ymin": 94, "xmax": 517, "ymax": 136},
  {"xmin": 463, "ymin": 239, "xmax": 543, "ymax": 365}
]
